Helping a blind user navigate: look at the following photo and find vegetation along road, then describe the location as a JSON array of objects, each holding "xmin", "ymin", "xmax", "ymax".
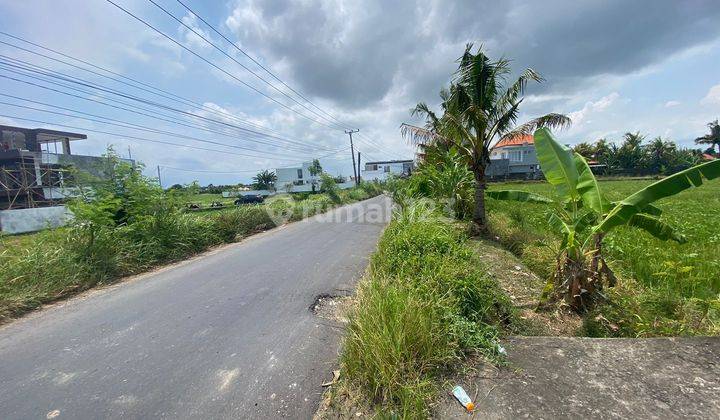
[{"xmin": 0, "ymin": 195, "xmax": 391, "ymax": 419}]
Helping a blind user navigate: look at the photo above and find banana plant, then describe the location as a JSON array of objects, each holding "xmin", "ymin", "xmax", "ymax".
[{"xmin": 487, "ymin": 128, "xmax": 720, "ymax": 310}]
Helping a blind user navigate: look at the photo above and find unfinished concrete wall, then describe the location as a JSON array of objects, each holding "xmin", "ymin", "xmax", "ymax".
[{"xmin": 0, "ymin": 206, "xmax": 73, "ymax": 234}]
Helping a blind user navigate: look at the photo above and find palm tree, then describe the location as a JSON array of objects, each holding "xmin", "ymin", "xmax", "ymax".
[
  {"xmin": 253, "ymin": 170, "xmax": 277, "ymax": 190},
  {"xmin": 402, "ymin": 44, "xmax": 571, "ymax": 231},
  {"xmin": 573, "ymin": 142, "xmax": 595, "ymax": 160},
  {"xmin": 644, "ymin": 137, "xmax": 676, "ymax": 174},
  {"xmin": 695, "ymin": 119, "xmax": 720, "ymax": 155},
  {"xmin": 616, "ymin": 132, "xmax": 645, "ymax": 174}
]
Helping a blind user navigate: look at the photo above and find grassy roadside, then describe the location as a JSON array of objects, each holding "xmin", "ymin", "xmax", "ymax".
[
  {"xmin": 329, "ymin": 203, "xmax": 514, "ymax": 418},
  {"xmin": 0, "ymin": 185, "xmax": 382, "ymax": 323}
]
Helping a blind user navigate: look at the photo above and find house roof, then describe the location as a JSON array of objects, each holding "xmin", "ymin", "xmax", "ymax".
[
  {"xmin": 493, "ymin": 134, "xmax": 534, "ymax": 149},
  {"xmin": 0, "ymin": 125, "xmax": 87, "ymax": 142},
  {"xmin": 702, "ymin": 153, "xmax": 717, "ymax": 161}
]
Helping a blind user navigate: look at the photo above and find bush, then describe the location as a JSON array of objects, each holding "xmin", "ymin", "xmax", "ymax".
[{"xmin": 320, "ymin": 173, "xmax": 342, "ymax": 203}]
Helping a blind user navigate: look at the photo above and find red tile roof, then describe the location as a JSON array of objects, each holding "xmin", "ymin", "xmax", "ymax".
[{"xmin": 493, "ymin": 134, "xmax": 534, "ymax": 149}]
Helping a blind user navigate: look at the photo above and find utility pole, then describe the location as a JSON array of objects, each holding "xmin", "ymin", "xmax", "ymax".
[
  {"xmin": 357, "ymin": 151, "xmax": 361, "ymax": 185},
  {"xmin": 127, "ymin": 146, "xmax": 132, "ymax": 160},
  {"xmin": 345, "ymin": 129, "xmax": 359, "ymax": 184},
  {"xmin": 157, "ymin": 165, "xmax": 163, "ymax": 189}
]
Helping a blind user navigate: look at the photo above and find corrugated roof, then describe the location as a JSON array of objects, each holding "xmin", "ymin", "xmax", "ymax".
[{"xmin": 493, "ymin": 134, "xmax": 534, "ymax": 149}]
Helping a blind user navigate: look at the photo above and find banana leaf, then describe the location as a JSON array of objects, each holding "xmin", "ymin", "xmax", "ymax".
[
  {"xmin": 596, "ymin": 159, "xmax": 720, "ymax": 233},
  {"xmin": 627, "ymin": 213, "xmax": 687, "ymax": 244},
  {"xmin": 534, "ymin": 128, "xmax": 578, "ymax": 198},
  {"xmin": 486, "ymin": 190, "xmax": 553, "ymax": 203},
  {"xmin": 574, "ymin": 153, "xmax": 611, "ymax": 214}
]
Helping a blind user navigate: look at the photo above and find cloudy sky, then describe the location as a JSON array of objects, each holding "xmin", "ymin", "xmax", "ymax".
[{"xmin": 1, "ymin": 0, "xmax": 719, "ymax": 185}]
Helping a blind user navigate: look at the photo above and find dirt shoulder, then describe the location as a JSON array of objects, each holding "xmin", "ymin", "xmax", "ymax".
[{"xmin": 468, "ymin": 238, "xmax": 581, "ymax": 337}]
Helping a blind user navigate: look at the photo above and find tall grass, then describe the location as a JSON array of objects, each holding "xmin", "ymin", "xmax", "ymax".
[
  {"xmin": 0, "ymin": 186, "xmax": 381, "ymax": 322},
  {"xmin": 341, "ymin": 203, "xmax": 512, "ymax": 417}
]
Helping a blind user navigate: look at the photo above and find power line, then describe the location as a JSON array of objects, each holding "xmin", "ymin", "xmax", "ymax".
[
  {"xmin": 146, "ymin": 0, "xmax": 345, "ymax": 131},
  {"xmin": 0, "ymin": 97, "xmax": 340, "ymax": 160},
  {"xmin": 0, "ymin": 28, "xmax": 401, "ymax": 160},
  {"xmin": 0, "ymin": 55, "xmax": 332, "ymax": 150},
  {"xmin": 0, "ymin": 61, "xmax": 334, "ymax": 153},
  {"xmin": 0, "ymin": 113, "xmax": 317, "ymax": 161},
  {"xmin": 0, "ymin": 29, "xmax": 400, "ymax": 159},
  {"xmin": 104, "ymin": 0, "xmax": 342, "ymax": 131},
  {"xmin": 0, "ymin": 32, "xmax": 317, "ymax": 141},
  {"xmin": 172, "ymin": 0, "xmax": 352, "ymax": 130},
  {"xmin": 0, "ymin": 69, "xmax": 323, "ymax": 156}
]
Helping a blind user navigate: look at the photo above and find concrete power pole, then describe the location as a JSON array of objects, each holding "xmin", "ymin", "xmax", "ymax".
[
  {"xmin": 345, "ymin": 129, "xmax": 359, "ymax": 184},
  {"xmin": 157, "ymin": 165, "xmax": 163, "ymax": 189},
  {"xmin": 357, "ymin": 151, "xmax": 361, "ymax": 185}
]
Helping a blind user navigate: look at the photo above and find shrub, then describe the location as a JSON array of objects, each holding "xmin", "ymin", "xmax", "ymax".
[{"xmin": 320, "ymin": 173, "xmax": 342, "ymax": 203}]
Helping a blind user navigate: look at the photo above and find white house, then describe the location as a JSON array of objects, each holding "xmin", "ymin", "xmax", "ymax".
[
  {"xmin": 275, "ymin": 161, "xmax": 317, "ymax": 191},
  {"xmin": 489, "ymin": 134, "xmax": 540, "ymax": 178},
  {"xmin": 361, "ymin": 159, "xmax": 414, "ymax": 181}
]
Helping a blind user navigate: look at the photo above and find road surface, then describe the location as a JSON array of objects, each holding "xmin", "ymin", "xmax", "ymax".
[{"xmin": 0, "ymin": 195, "xmax": 391, "ymax": 419}]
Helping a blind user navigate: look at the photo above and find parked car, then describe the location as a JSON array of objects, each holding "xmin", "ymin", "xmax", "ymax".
[{"xmin": 234, "ymin": 195, "xmax": 264, "ymax": 205}]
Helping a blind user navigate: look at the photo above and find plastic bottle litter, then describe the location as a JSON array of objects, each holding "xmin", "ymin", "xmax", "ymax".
[{"xmin": 452, "ymin": 385, "xmax": 474, "ymax": 412}]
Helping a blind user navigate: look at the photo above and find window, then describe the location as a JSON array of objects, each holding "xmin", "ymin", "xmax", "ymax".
[
  {"xmin": 508, "ymin": 150, "xmax": 523, "ymax": 162},
  {"xmin": 384, "ymin": 166, "xmax": 390, "ymax": 173},
  {"xmin": 297, "ymin": 169, "xmax": 303, "ymax": 179}
]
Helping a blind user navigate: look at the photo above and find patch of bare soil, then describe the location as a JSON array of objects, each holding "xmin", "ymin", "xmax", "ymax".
[{"xmin": 469, "ymin": 239, "xmax": 582, "ymax": 336}]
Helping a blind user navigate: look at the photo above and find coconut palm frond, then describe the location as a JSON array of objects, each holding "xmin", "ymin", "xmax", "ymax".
[
  {"xmin": 495, "ymin": 68, "xmax": 543, "ymax": 113},
  {"xmin": 400, "ymin": 123, "xmax": 447, "ymax": 146},
  {"xmin": 500, "ymin": 113, "xmax": 572, "ymax": 141}
]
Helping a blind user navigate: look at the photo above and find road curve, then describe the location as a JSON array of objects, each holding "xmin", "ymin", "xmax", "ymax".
[{"xmin": 0, "ymin": 195, "xmax": 391, "ymax": 419}]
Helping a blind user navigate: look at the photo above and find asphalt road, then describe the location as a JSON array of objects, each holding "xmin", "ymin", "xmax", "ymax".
[{"xmin": 0, "ymin": 195, "xmax": 391, "ymax": 419}]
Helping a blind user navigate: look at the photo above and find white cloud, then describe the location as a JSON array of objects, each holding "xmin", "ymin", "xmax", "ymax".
[
  {"xmin": 665, "ymin": 100, "xmax": 681, "ymax": 107},
  {"xmin": 701, "ymin": 83, "xmax": 720, "ymax": 105},
  {"xmin": 567, "ymin": 92, "xmax": 619, "ymax": 127}
]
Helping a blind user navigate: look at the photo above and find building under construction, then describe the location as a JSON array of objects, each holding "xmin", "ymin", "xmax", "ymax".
[{"xmin": 0, "ymin": 125, "xmax": 121, "ymax": 233}]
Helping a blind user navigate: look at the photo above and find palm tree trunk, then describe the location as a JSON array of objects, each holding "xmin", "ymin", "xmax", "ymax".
[{"xmin": 472, "ymin": 165, "xmax": 487, "ymax": 232}]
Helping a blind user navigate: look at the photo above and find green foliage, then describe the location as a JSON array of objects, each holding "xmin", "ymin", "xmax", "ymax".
[
  {"xmin": 488, "ymin": 128, "xmax": 720, "ymax": 310},
  {"xmin": 342, "ymin": 204, "xmax": 512, "ymax": 415},
  {"xmin": 402, "ymin": 43, "xmax": 570, "ymax": 228},
  {"xmin": 320, "ymin": 172, "xmax": 341, "ymax": 203},
  {"xmin": 597, "ymin": 159, "xmax": 720, "ymax": 233},
  {"xmin": 695, "ymin": 119, "xmax": 720, "ymax": 154},
  {"xmin": 252, "ymin": 169, "xmax": 277, "ymax": 190},
  {"xmin": 487, "ymin": 178, "xmax": 720, "ymax": 336},
  {"xmin": 308, "ymin": 159, "xmax": 323, "ymax": 177},
  {"xmin": 573, "ymin": 133, "xmax": 704, "ymax": 176}
]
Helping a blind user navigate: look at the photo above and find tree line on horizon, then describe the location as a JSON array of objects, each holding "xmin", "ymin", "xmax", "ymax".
[{"xmin": 572, "ymin": 121, "xmax": 718, "ymax": 176}]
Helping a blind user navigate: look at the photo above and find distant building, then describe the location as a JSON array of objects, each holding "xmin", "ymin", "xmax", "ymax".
[
  {"xmin": 488, "ymin": 134, "xmax": 540, "ymax": 179},
  {"xmin": 275, "ymin": 161, "xmax": 317, "ymax": 191},
  {"xmin": 361, "ymin": 159, "xmax": 414, "ymax": 181}
]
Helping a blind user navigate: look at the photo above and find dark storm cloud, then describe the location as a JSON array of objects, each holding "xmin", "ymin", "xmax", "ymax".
[{"xmin": 225, "ymin": 0, "xmax": 720, "ymax": 108}]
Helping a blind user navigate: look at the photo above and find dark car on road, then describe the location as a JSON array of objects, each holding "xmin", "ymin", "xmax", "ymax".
[{"xmin": 234, "ymin": 195, "xmax": 265, "ymax": 205}]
